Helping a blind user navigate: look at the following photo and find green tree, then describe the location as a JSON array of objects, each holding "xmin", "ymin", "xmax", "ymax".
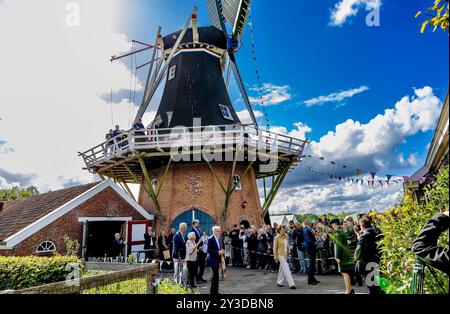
[
  {"xmin": 374, "ymin": 166, "xmax": 449, "ymax": 294},
  {"xmin": 0, "ymin": 185, "xmax": 40, "ymax": 201},
  {"xmin": 415, "ymin": 0, "xmax": 449, "ymax": 33}
]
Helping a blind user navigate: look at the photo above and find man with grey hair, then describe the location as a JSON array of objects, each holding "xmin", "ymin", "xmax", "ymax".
[
  {"xmin": 207, "ymin": 226, "xmax": 225, "ymax": 294},
  {"xmin": 172, "ymin": 222, "xmax": 187, "ymax": 284}
]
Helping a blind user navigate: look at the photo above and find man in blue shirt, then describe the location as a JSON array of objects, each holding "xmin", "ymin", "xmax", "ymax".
[
  {"xmin": 303, "ymin": 219, "xmax": 320, "ymax": 285},
  {"xmin": 133, "ymin": 118, "xmax": 146, "ymax": 143},
  {"xmin": 207, "ymin": 226, "xmax": 225, "ymax": 294}
]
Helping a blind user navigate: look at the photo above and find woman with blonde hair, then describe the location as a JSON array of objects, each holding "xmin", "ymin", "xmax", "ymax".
[
  {"xmin": 274, "ymin": 225, "xmax": 296, "ymax": 289},
  {"xmin": 185, "ymin": 231, "xmax": 201, "ymax": 289}
]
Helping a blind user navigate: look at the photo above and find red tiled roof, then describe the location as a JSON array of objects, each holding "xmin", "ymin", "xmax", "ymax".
[{"xmin": 0, "ymin": 182, "xmax": 99, "ymax": 241}]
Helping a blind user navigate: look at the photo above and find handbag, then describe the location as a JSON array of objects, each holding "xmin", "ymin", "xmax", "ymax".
[{"xmin": 163, "ymin": 250, "xmax": 171, "ymax": 260}]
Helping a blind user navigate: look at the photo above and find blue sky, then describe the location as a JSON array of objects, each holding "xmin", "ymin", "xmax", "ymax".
[
  {"xmin": 117, "ymin": 0, "xmax": 448, "ymax": 162},
  {"xmin": 0, "ymin": 0, "xmax": 448, "ymax": 214}
]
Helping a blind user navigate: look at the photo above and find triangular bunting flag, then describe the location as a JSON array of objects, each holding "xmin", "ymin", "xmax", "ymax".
[
  {"xmin": 386, "ymin": 174, "xmax": 392, "ymax": 182},
  {"xmin": 370, "ymin": 172, "xmax": 376, "ymax": 180}
]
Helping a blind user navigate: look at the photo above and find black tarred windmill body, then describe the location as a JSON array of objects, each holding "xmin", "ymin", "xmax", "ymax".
[
  {"xmin": 79, "ymin": 1, "xmax": 307, "ymax": 237},
  {"xmin": 153, "ymin": 26, "xmax": 241, "ymax": 128}
]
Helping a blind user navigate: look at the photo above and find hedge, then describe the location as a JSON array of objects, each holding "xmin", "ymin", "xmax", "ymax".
[
  {"xmin": 374, "ymin": 166, "xmax": 449, "ymax": 294},
  {"xmin": 0, "ymin": 255, "xmax": 83, "ymax": 290}
]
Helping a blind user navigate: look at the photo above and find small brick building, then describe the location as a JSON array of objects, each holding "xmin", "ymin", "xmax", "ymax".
[{"xmin": 0, "ymin": 180, "xmax": 153, "ymax": 258}]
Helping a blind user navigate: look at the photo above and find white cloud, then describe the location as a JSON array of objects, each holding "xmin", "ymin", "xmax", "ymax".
[
  {"xmin": 303, "ymin": 86, "xmax": 369, "ymax": 106},
  {"xmin": 0, "ymin": 0, "xmax": 147, "ymax": 191},
  {"xmin": 236, "ymin": 110, "xmax": 263, "ymax": 125},
  {"xmin": 268, "ymin": 181, "xmax": 402, "ymax": 215},
  {"xmin": 330, "ymin": 0, "xmax": 381, "ymax": 26},
  {"xmin": 310, "ymin": 86, "xmax": 441, "ymax": 163},
  {"xmin": 249, "ymin": 83, "xmax": 292, "ymax": 106},
  {"xmin": 270, "ymin": 122, "xmax": 312, "ymax": 141},
  {"xmin": 270, "ymin": 86, "xmax": 442, "ymax": 214}
]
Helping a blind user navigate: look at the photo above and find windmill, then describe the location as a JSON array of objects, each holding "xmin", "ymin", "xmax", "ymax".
[{"xmin": 79, "ymin": 1, "xmax": 308, "ymax": 233}]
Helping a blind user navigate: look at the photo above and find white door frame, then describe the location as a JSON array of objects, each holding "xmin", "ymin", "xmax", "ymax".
[{"xmin": 78, "ymin": 217, "xmax": 132, "ymax": 258}]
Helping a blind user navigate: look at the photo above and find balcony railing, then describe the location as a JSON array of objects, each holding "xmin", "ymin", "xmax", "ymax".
[{"xmin": 79, "ymin": 124, "xmax": 308, "ymax": 169}]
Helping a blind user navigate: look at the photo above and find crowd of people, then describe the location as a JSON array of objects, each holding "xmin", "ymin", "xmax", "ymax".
[{"xmin": 131, "ymin": 214, "xmax": 384, "ymax": 294}]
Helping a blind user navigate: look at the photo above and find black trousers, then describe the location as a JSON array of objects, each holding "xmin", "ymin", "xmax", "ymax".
[
  {"xmin": 249, "ymin": 251, "xmax": 257, "ymax": 269},
  {"xmin": 210, "ymin": 265, "xmax": 220, "ymax": 294},
  {"xmin": 187, "ymin": 261, "xmax": 197, "ymax": 288},
  {"xmin": 306, "ymin": 248, "xmax": 317, "ymax": 282},
  {"xmin": 197, "ymin": 251, "xmax": 206, "ymax": 280},
  {"xmin": 232, "ymin": 247, "xmax": 242, "ymax": 265},
  {"xmin": 145, "ymin": 249, "xmax": 154, "ymax": 262}
]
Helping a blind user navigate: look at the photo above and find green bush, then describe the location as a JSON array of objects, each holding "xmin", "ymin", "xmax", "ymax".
[
  {"xmin": 156, "ymin": 278, "xmax": 199, "ymax": 294},
  {"xmin": 0, "ymin": 255, "xmax": 83, "ymax": 290},
  {"xmin": 82, "ymin": 270, "xmax": 147, "ymax": 294},
  {"xmin": 374, "ymin": 166, "xmax": 449, "ymax": 294}
]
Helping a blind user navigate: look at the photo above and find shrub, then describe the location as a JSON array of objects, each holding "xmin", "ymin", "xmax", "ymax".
[
  {"xmin": 63, "ymin": 235, "xmax": 80, "ymax": 257},
  {"xmin": 375, "ymin": 166, "xmax": 449, "ymax": 294},
  {"xmin": 0, "ymin": 255, "xmax": 83, "ymax": 290},
  {"xmin": 156, "ymin": 279, "xmax": 199, "ymax": 294}
]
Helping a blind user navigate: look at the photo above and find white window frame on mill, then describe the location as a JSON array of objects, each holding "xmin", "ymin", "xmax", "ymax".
[
  {"xmin": 233, "ymin": 174, "xmax": 242, "ymax": 190},
  {"xmin": 168, "ymin": 65, "xmax": 177, "ymax": 81},
  {"xmin": 218, "ymin": 104, "xmax": 234, "ymax": 121},
  {"xmin": 36, "ymin": 241, "xmax": 56, "ymax": 253}
]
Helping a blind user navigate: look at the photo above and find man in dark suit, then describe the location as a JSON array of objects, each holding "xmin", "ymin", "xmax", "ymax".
[
  {"xmin": 207, "ymin": 226, "xmax": 225, "ymax": 294},
  {"xmin": 412, "ymin": 210, "xmax": 449, "ymax": 276},
  {"xmin": 190, "ymin": 219, "xmax": 206, "ymax": 284},
  {"xmin": 143, "ymin": 227, "xmax": 156, "ymax": 262},
  {"xmin": 303, "ymin": 220, "xmax": 320, "ymax": 285},
  {"xmin": 355, "ymin": 216, "xmax": 382, "ymax": 294},
  {"xmin": 172, "ymin": 223, "xmax": 187, "ymax": 284}
]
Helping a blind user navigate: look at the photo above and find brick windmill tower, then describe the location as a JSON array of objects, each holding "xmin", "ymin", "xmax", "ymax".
[{"xmin": 80, "ymin": 1, "xmax": 307, "ymax": 235}]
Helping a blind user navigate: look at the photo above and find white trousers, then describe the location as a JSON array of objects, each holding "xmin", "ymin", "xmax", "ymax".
[
  {"xmin": 173, "ymin": 259, "xmax": 187, "ymax": 285},
  {"xmin": 277, "ymin": 256, "xmax": 295, "ymax": 287}
]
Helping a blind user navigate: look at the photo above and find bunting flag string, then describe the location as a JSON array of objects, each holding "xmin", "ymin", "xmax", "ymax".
[
  {"xmin": 299, "ymin": 153, "xmax": 429, "ymax": 184},
  {"xmin": 300, "ymin": 162, "xmax": 434, "ymax": 187},
  {"xmin": 247, "ymin": 11, "xmax": 271, "ymax": 130},
  {"xmin": 299, "ymin": 163, "xmax": 405, "ymax": 188}
]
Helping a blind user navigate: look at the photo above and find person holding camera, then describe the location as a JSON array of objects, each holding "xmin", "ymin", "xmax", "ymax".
[{"xmin": 412, "ymin": 210, "xmax": 449, "ymax": 276}]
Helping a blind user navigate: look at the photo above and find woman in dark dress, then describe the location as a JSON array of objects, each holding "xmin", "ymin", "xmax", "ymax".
[{"xmin": 158, "ymin": 230, "xmax": 170, "ymax": 270}]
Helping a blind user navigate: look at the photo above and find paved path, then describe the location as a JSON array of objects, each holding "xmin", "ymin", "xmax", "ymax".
[{"xmin": 195, "ymin": 267, "xmax": 368, "ymax": 294}]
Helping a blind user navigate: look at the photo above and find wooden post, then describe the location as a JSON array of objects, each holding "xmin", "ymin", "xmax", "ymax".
[{"xmin": 137, "ymin": 155, "xmax": 163, "ymax": 220}]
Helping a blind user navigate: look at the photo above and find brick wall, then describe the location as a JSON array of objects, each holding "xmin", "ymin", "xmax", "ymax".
[
  {"xmin": 138, "ymin": 162, "xmax": 263, "ymax": 233},
  {"xmin": 0, "ymin": 187, "xmax": 148, "ymax": 256}
]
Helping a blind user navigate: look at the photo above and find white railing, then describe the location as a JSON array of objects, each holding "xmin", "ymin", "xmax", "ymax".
[{"xmin": 79, "ymin": 124, "xmax": 308, "ymax": 169}]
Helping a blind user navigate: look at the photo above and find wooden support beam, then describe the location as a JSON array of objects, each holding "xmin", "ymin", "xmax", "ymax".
[
  {"xmin": 137, "ymin": 155, "xmax": 162, "ymax": 220},
  {"xmin": 155, "ymin": 158, "xmax": 172, "ymax": 198},
  {"xmin": 221, "ymin": 150, "xmax": 238, "ymax": 222},
  {"xmin": 203, "ymin": 155, "xmax": 227, "ymax": 194},
  {"xmin": 262, "ymin": 162, "xmax": 293, "ymax": 218},
  {"xmin": 122, "ymin": 181, "xmax": 136, "ymax": 202}
]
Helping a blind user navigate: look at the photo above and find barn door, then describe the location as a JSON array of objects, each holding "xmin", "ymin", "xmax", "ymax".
[{"xmin": 127, "ymin": 220, "xmax": 150, "ymax": 262}]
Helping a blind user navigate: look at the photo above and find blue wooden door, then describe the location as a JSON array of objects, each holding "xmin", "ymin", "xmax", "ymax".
[{"xmin": 171, "ymin": 209, "xmax": 216, "ymax": 237}]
